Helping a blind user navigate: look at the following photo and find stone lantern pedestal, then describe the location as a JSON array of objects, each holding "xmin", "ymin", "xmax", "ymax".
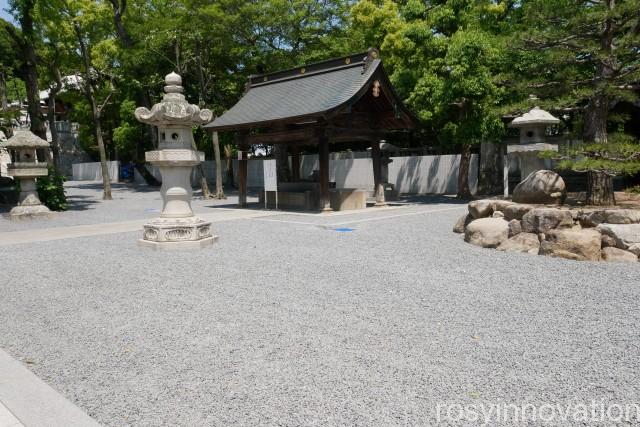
[
  {"xmin": 1, "ymin": 130, "xmax": 51, "ymax": 219},
  {"xmin": 134, "ymin": 72, "xmax": 216, "ymax": 249}
]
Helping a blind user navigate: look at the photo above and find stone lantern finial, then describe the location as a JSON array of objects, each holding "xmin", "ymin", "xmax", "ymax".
[{"xmin": 134, "ymin": 72, "xmax": 216, "ymax": 249}]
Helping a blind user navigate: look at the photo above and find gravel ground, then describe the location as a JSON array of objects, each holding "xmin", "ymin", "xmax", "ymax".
[{"xmin": 0, "ymin": 196, "xmax": 639, "ymax": 426}]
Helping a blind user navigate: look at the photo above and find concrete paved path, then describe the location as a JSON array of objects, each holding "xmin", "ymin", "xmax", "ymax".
[
  {"xmin": 0, "ymin": 208, "xmax": 276, "ymax": 246},
  {"xmin": 0, "ymin": 349, "xmax": 101, "ymax": 427}
]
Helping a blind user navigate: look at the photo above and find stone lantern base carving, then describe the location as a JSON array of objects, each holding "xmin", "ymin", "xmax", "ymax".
[{"xmin": 137, "ymin": 217, "xmax": 217, "ymax": 250}]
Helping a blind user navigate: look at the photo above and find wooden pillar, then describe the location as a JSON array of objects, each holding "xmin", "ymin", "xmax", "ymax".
[
  {"xmin": 237, "ymin": 133, "xmax": 248, "ymax": 208},
  {"xmin": 318, "ymin": 134, "xmax": 331, "ymax": 211},
  {"xmin": 291, "ymin": 145, "xmax": 301, "ymax": 181},
  {"xmin": 371, "ymin": 139, "xmax": 386, "ymax": 206}
]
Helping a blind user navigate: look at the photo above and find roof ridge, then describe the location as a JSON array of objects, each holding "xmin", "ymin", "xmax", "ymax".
[{"xmin": 247, "ymin": 49, "xmax": 379, "ymax": 89}]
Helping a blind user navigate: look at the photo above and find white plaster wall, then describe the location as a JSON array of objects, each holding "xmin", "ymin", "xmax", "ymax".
[
  {"xmin": 388, "ymin": 154, "xmax": 478, "ymax": 194},
  {"xmin": 131, "ymin": 153, "xmax": 479, "ymax": 195},
  {"xmin": 72, "ymin": 161, "xmax": 120, "ymax": 182}
]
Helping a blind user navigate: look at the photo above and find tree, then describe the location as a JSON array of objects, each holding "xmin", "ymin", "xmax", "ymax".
[
  {"xmin": 351, "ymin": 0, "xmax": 506, "ymax": 198},
  {"xmin": 5, "ymin": 0, "xmax": 46, "ymax": 139},
  {"xmin": 510, "ymin": 0, "xmax": 640, "ymax": 204},
  {"xmin": 39, "ymin": 0, "xmax": 117, "ymax": 200}
]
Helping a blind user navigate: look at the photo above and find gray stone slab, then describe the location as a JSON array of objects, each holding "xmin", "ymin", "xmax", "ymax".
[{"xmin": 0, "ymin": 349, "xmax": 101, "ymax": 427}]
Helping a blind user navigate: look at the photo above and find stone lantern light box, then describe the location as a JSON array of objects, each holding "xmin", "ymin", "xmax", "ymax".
[
  {"xmin": 1, "ymin": 129, "xmax": 51, "ymax": 218},
  {"xmin": 507, "ymin": 106, "xmax": 561, "ymax": 183}
]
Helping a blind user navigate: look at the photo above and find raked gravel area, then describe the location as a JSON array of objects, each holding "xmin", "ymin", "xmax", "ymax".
[{"xmin": 0, "ymin": 191, "xmax": 639, "ymax": 426}]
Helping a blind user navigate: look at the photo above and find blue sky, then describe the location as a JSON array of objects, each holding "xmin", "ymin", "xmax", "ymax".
[{"xmin": 0, "ymin": 0, "xmax": 15, "ymax": 25}]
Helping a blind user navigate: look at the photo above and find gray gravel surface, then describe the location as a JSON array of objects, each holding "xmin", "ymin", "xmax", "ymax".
[{"xmin": 1, "ymin": 201, "xmax": 639, "ymax": 426}]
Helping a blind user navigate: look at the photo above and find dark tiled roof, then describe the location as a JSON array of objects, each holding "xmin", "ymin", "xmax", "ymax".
[{"xmin": 205, "ymin": 51, "xmax": 384, "ymax": 131}]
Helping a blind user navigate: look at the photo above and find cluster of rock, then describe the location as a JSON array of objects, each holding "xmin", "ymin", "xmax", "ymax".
[{"xmin": 454, "ymin": 200, "xmax": 640, "ymax": 262}]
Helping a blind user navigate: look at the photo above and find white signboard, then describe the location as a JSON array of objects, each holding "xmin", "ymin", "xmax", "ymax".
[{"xmin": 263, "ymin": 159, "xmax": 278, "ymax": 192}]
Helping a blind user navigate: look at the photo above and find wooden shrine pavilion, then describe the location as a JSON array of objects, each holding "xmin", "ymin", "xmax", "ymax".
[{"xmin": 204, "ymin": 48, "xmax": 417, "ymax": 211}]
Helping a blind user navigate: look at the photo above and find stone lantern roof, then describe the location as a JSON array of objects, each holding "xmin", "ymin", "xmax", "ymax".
[
  {"xmin": 1, "ymin": 129, "xmax": 50, "ymax": 149},
  {"xmin": 509, "ymin": 106, "xmax": 560, "ymax": 128},
  {"xmin": 135, "ymin": 72, "xmax": 213, "ymax": 127}
]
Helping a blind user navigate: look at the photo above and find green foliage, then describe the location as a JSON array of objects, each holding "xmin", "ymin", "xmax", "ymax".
[
  {"xmin": 37, "ymin": 166, "xmax": 67, "ymax": 211},
  {"xmin": 543, "ymin": 134, "xmax": 640, "ymax": 176},
  {"xmin": 625, "ymin": 185, "xmax": 640, "ymax": 194}
]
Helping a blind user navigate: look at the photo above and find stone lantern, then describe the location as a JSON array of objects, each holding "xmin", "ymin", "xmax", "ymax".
[
  {"xmin": 506, "ymin": 106, "xmax": 560, "ymax": 185},
  {"xmin": 134, "ymin": 72, "xmax": 216, "ymax": 249},
  {"xmin": 1, "ymin": 129, "xmax": 51, "ymax": 218}
]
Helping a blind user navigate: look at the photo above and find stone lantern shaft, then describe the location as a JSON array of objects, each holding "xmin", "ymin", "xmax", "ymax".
[{"xmin": 134, "ymin": 72, "xmax": 217, "ymax": 249}]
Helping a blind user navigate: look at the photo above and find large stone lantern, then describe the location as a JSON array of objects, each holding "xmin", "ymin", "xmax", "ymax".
[
  {"xmin": 507, "ymin": 106, "xmax": 560, "ymax": 183},
  {"xmin": 134, "ymin": 72, "xmax": 216, "ymax": 249},
  {"xmin": 1, "ymin": 129, "xmax": 51, "ymax": 218}
]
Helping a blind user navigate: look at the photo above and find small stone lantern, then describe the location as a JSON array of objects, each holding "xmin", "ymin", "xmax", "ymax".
[
  {"xmin": 134, "ymin": 72, "xmax": 216, "ymax": 249},
  {"xmin": 1, "ymin": 129, "xmax": 51, "ymax": 218},
  {"xmin": 507, "ymin": 106, "xmax": 560, "ymax": 183}
]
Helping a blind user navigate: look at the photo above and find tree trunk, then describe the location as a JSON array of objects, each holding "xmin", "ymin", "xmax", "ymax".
[
  {"xmin": 587, "ymin": 170, "xmax": 615, "ymax": 205},
  {"xmin": 457, "ymin": 144, "xmax": 472, "ymax": 199},
  {"xmin": 224, "ymin": 145, "xmax": 234, "ymax": 187},
  {"xmin": 0, "ymin": 71, "xmax": 7, "ymax": 111},
  {"xmin": 74, "ymin": 22, "xmax": 111, "ymax": 200},
  {"xmin": 47, "ymin": 94, "xmax": 60, "ymax": 169},
  {"xmin": 212, "ymin": 131, "xmax": 225, "ymax": 199},
  {"xmin": 188, "ymin": 136, "xmax": 211, "ymax": 198},
  {"xmin": 583, "ymin": 94, "xmax": 608, "ymax": 144},
  {"xmin": 93, "ymin": 112, "xmax": 112, "ymax": 200}
]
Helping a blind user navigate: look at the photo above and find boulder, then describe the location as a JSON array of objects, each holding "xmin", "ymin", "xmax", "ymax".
[
  {"xmin": 521, "ymin": 208, "xmax": 574, "ymax": 234},
  {"xmin": 513, "ymin": 170, "xmax": 566, "ymax": 204},
  {"xmin": 629, "ymin": 244, "xmax": 640, "ymax": 257},
  {"xmin": 492, "ymin": 211, "xmax": 505, "ymax": 218},
  {"xmin": 601, "ymin": 233, "xmax": 617, "ymax": 248},
  {"xmin": 468, "ymin": 200, "xmax": 494, "ymax": 219},
  {"xmin": 596, "ymin": 224, "xmax": 640, "ymax": 254},
  {"xmin": 492, "ymin": 200, "xmax": 515, "ymax": 212},
  {"xmin": 601, "ymin": 247, "xmax": 638, "ymax": 263},
  {"xmin": 539, "ymin": 229, "xmax": 601, "ymax": 261},
  {"xmin": 464, "ymin": 218, "xmax": 509, "ymax": 248},
  {"xmin": 508, "ymin": 219, "xmax": 522, "ymax": 237},
  {"xmin": 497, "ymin": 233, "xmax": 540, "ymax": 254},
  {"xmin": 580, "ymin": 209, "xmax": 640, "ymax": 227},
  {"xmin": 453, "ymin": 213, "xmax": 473, "ymax": 234},
  {"xmin": 504, "ymin": 204, "xmax": 534, "ymax": 221}
]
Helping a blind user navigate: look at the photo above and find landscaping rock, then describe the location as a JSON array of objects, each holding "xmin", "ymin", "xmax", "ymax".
[
  {"xmin": 492, "ymin": 200, "xmax": 515, "ymax": 212},
  {"xmin": 453, "ymin": 213, "xmax": 473, "ymax": 234},
  {"xmin": 504, "ymin": 204, "xmax": 534, "ymax": 221},
  {"xmin": 522, "ymin": 208, "xmax": 574, "ymax": 234},
  {"xmin": 468, "ymin": 199, "xmax": 494, "ymax": 219},
  {"xmin": 497, "ymin": 232, "xmax": 540, "ymax": 254},
  {"xmin": 580, "ymin": 209, "xmax": 640, "ymax": 227},
  {"xmin": 539, "ymin": 229, "xmax": 601, "ymax": 261},
  {"xmin": 492, "ymin": 211, "xmax": 505, "ymax": 218},
  {"xmin": 508, "ymin": 219, "xmax": 522, "ymax": 237},
  {"xmin": 601, "ymin": 247, "xmax": 638, "ymax": 263},
  {"xmin": 596, "ymin": 224, "xmax": 640, "ymax": 254},
  {"xmin": 512, "ymin": 170, "xmax": 566, "ymax": 204},
  {"xmin": 464, "ymin": 218, "xmax": 509, "ymax": 248},
  {"xmin": 601, "ymin": 233, "xmax": 617, "ymax": 248}
]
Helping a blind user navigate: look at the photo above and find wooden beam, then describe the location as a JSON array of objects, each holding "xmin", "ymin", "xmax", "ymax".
[
  {"xmin": 246, "ymin": 128, "xmax": 317, "ymax": 145},
  {"xmin": 371, "ymin": 140, "xmax": 386, "ymax": 207},
  {"xmin": 237, "ymin": 133, "xmax": 249, "ymax": 207},
  {"xmin": 318, "ymin": 133, "xmax": 331, "ymax": 212}
]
